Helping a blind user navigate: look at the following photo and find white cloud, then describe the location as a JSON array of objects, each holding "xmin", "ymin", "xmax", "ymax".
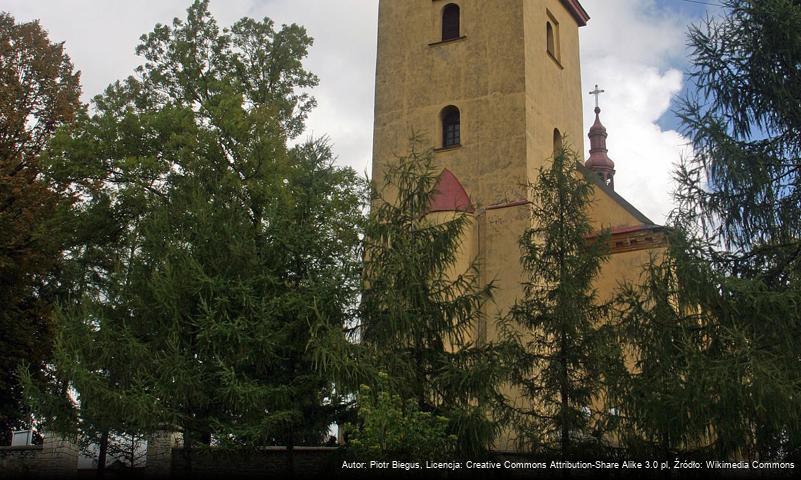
[
  {"xmin": 5, "ymin": 1, "xmax": 187, "ymax": 100},
  {"xmin": 4, "ymin": 0, "xmax": 377, "ymax": 174},
  {"xmin": 236, "ymin": 1, "xmax": 378, "ymax": 174},
  {"xmin": 580, "ymin": 0, "xmax": 693, "ymax": 224},
  {"xmin": 5, "ymin": 0, "xmax": 691, "ymax": 222},
  {"xmin": 581, "ymin": 0, "xmax": 689, "ymax": 68}
]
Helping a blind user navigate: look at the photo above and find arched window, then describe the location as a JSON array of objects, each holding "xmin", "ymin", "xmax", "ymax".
[
  {"xmin": 553, "ymin": 128, "xmax": 563, "ymax": 156},
  {"xmin": 546, "ymin": 22, "xmax": 556, "ymax": 57},
  {"xmin": 441, "ymin": 106, "xmax": 461, "ymax": 148},
  {"xmin": 442, "ymin": 4, "xmax": 460, "ymax": 41}
]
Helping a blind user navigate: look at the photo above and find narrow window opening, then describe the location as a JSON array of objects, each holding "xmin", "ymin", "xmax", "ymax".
[
  {"xmin": 546, "ymin": 22, "xmax": 556, "ymax": 57},
  {"xmin": 442, "ymin": 4, "xmax": 460, "ymax": 41},
  {"xmin": 441, "ymin": 106, "xmax": 461, "ymax": 148},
  {"xmin": 553, "ymin": 128, "xmax": 563, "ymax": 156}
]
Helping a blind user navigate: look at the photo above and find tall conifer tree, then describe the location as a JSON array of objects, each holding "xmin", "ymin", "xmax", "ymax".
[
  {"xmin": 610, "ymin": 230, "xmax": 801, "ymax": 460},
  {"xmin": 355, "ymin": 138, "xmax": 505, "ymax": 456},
  {"xmin": 676, "ymin": 0, "xmax": 801, "ymax": 278},
  {"xmin": 677, "ymin": 0, "xmax": 800, "ymax": 460},
  {"xmin": 611, "ymin": 0, "xmax": 801, "ymax": 461},
  {"xmin": 499, "ymin": 148, "xmax": 614, "ymax": 456}
]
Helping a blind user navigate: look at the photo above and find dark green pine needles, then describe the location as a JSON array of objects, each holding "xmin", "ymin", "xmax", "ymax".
[{"xmin": 498, "ymin": 146, "xmax": 615, "ymax": 457}]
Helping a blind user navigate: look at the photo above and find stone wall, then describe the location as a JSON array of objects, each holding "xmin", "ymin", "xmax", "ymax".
[
  {"xmin": 169, "ymin": 446, "xmax": 342, "ymax": 479},
  {"xmin": 0, "ymin": 434, "xmax": 79, "ymax": 479},
  {"xmin": 0, "ymin": 445, "xmax": 42, "ymax": 477},
  {"xmin": 1, "ymin": 431, "xmax": 341, "ymax": 479},
  {"xmin": 144, "ymin": 431, "xmax": 182, "ymax": 478}
]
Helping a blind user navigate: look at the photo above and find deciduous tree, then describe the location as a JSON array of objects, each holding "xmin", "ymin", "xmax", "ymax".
[
  {"xmin": 25, "ymin": 1, "xmax": 363, "ymax": 472},
  {"xmin": 0, "ymin": 11, "xmax": 81, "ymax": 444}
]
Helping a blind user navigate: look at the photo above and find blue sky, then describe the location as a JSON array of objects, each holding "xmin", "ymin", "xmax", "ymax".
[
  {"xmin": 654, "ymin": 0, "xmax": 721, "ymax": 132},
  {"xmin": 663, "ymin": 0, "xmax": 713, "ymax": 17},
  {"xmin": 576, "ymin": 0, "xmax": 726, "ymax": 221},
  {"xmin": 3, "ymin": 0, "xmax": 726, "ymax": 223}
]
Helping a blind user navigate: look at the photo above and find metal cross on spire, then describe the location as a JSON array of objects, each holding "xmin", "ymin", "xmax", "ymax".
[{"xmin": 589, "ymin": 84, "xmax": 605, "ymax": 109}]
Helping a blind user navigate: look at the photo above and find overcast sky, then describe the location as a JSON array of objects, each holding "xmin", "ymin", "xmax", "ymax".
[{"xmin": 4, "ymin": 0, "xmax": 720, "ymax": 224}]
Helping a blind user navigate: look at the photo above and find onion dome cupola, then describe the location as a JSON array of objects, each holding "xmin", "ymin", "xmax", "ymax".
[{"xmin": 585, "ymin": 85, "xmax": 616, "ymax": 189}]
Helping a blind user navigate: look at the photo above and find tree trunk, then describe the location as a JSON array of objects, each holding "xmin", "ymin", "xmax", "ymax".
[
  {"xmin": 182, "ymin": 427, "xmax": 193, "ymax": 477},
  {"xmin": 287, "ymin": 429, "xmax": 295, "ymax": 480},
  {"xmin": 97, "ymin": 430, "xmax": 109, "ymax": 479},
  {"xmin": 560, "ymin": 330, "xmax": 570, "ymax": 457}
]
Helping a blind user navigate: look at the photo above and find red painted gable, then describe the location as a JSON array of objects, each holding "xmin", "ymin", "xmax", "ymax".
[{"xmin": 428, "ymin": 169, "xmax": 474, "ymax": 214}]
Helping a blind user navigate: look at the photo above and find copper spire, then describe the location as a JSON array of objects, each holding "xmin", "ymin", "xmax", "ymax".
[{"xmin": 585, "ymin": 103, "xmax": 616, "ymax": 190}]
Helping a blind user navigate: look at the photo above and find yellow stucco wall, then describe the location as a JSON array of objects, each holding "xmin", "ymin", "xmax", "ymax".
[
  {"xmin": 587, "ymin": 188, "xmax": 667, "ymax": 302},
  {"xmin": 524, "ymin": 0, "xmax": 586, "ymax": 183},
  {"xmin": 373, "ymin": 0, "xmax": 587, "ymax": 205},
  {"xmin": 589, "ymin": 189, "xmax": 645, "ymax": 230},
  {"xmin": 596, "ymin": 248, "xmax": 659, "ymax": 303}
]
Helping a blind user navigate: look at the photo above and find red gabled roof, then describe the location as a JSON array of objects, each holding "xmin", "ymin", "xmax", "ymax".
[{"xmin": 428, "ymin": 169, "xmax": 474, "ymax": 214}]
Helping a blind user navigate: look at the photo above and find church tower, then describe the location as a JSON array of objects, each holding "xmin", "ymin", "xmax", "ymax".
[
  {"xmin": 371, "ymin": 0, "xmax": 668, "ymax": 382},
  {"xmin": 372, "ymin": 0, "xmax": 590, "ymax": 205},
  {"xmin": 371, "ymin": 0, "xmax": 594, "ymax": 346},
  {"xmin": 370, "ymin": 0, "xmax": 668, "ymax": 450}
]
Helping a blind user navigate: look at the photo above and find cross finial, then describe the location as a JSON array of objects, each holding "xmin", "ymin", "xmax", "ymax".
[{"xmin": 589, "ymin": 84, "xmax": 605, "ymax": 109}]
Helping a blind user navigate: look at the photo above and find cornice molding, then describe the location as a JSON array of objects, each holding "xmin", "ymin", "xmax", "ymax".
[{"xmin": 561, "ymin": 0, "xmax": 591, "ymax": 27}]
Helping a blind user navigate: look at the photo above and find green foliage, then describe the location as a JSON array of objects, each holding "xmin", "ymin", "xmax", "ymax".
[
  {"xmin": 0, "ymin": 11, "xmax": 82, "ymax": 443},
  {"xmin": 26, "ymin": 0, "xmax": 364, "ymax": 458},
  {"xmin": 347, "ymin": 374, "xmax": 456, "ymax": 461},
  {"xmin": 499, "ymin": 147, "xmax": 615, "ymax": 456},
  {"xmin": 613, "ymin": 0, "xmax": 801, "ymax": 461},
  {"xmin": 353, "ymin": 136, "xmax": 505, "ymax": 456},
  {"xmin": 676, "ymin": 0, "xmax": 801, "ymax": 280},
  {"xmin": 610, "ymin": 235, "xmax": 720, "ymax": 458},
  {"xmin": 134, "ymin": 0, "xmax": 318, "ymax": 139},
  {"xmin": 611, "ymin": 230, "xmax": 801, "ymax": 461}
]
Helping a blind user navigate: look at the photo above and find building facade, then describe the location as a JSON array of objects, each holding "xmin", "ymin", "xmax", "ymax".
[{"xmin": 371, "ymin": 0, "xmax": 668, "ymax": 449}]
